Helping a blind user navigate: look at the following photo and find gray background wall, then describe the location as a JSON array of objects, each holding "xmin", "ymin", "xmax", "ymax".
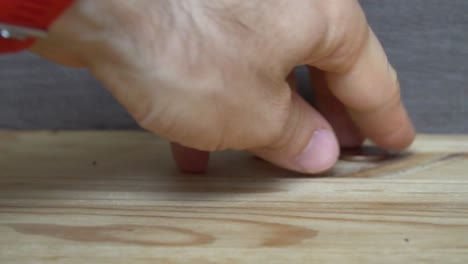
[{"xmin": 0, "ymin": 0, "xmax": 466, "ymax": 133}]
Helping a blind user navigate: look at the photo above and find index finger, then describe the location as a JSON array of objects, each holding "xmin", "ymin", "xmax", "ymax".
[
  {"xmin": 323, "ymin": 28, "xmax": 415, "ymax": 150},
  {"xmin": 307, "ymin": 1, "xmax": 415, "ymax": 150}
]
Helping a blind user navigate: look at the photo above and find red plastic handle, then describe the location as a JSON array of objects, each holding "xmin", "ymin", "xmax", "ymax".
[
  {"xmin": 0, "ymin": 0, "xmax": 74, "ymax": 54},
  {"xmin": 0, "ymin": 38, "xmax": 35, "ymax": 53}
]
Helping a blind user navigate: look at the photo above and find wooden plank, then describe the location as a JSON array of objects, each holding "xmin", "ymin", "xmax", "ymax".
[{"xmin": 0, "ymin": 131, "xmax": 467, "ymax": 263}]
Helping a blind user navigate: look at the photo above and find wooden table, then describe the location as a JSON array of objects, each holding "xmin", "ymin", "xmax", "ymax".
[{"xmin": 1, "ymin": 131, "xmax": 467, "ymax": 263}]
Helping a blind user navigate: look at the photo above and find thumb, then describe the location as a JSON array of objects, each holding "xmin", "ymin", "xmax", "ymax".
[{"xmin": 250, "ymin": 92, "xmax": 339, "ymax": 174}]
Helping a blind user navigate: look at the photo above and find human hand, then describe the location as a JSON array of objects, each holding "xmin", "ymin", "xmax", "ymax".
[{"xmin": 31, "ymin": 0, "xmax": 415, "ymax": 173}]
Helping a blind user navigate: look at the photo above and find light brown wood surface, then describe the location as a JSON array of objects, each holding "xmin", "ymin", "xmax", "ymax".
[{"xmin": 1, "ymin": 131, "xmax": 468, "ymax": 263}]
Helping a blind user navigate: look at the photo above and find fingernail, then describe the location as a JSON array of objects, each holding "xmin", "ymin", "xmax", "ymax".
[{"xmin": 294, "ymin": 129, "xmax": 339, "ymax": 173}]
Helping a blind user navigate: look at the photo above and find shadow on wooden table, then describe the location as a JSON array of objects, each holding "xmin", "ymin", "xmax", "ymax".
[{"xmin": 1, "ymin": 130, "xmax": 415, "ymax": 201}]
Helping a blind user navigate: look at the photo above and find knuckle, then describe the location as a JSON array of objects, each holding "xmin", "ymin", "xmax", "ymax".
[{"xmin": 317, "ymin": 0, "xmax": 370, "ymax": 72}]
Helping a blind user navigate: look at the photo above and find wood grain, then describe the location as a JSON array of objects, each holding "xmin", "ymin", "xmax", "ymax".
[{"xmin": 1, "ymin": 131, "xmax": 468, "ymax": 263}]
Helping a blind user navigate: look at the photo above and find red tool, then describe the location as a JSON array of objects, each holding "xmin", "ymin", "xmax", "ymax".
[{"xmin": 0, "ymin": 0, "xmax": 73, "ymax": 53}]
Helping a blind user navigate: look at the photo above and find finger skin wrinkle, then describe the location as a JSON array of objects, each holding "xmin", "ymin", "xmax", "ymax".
[
  {"xmin": 249, "ymin": 89, "xmax": 297, "ymax": 154},
  {"xmin": 314, "ymin": 26, "xmax": 370, "ymax": 74},
  {"xmin": 326, "ymin": 34, "xmax": 400, "ymax": 113},
  {"xmin": 311, "ymin": 1, "xmax": 370, "ymax": 73}
]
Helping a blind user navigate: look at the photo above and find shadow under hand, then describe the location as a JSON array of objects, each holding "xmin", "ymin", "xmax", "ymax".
[{"xmin": 1, "ymin": 131, "xmax": 412, "ymax": 201}]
